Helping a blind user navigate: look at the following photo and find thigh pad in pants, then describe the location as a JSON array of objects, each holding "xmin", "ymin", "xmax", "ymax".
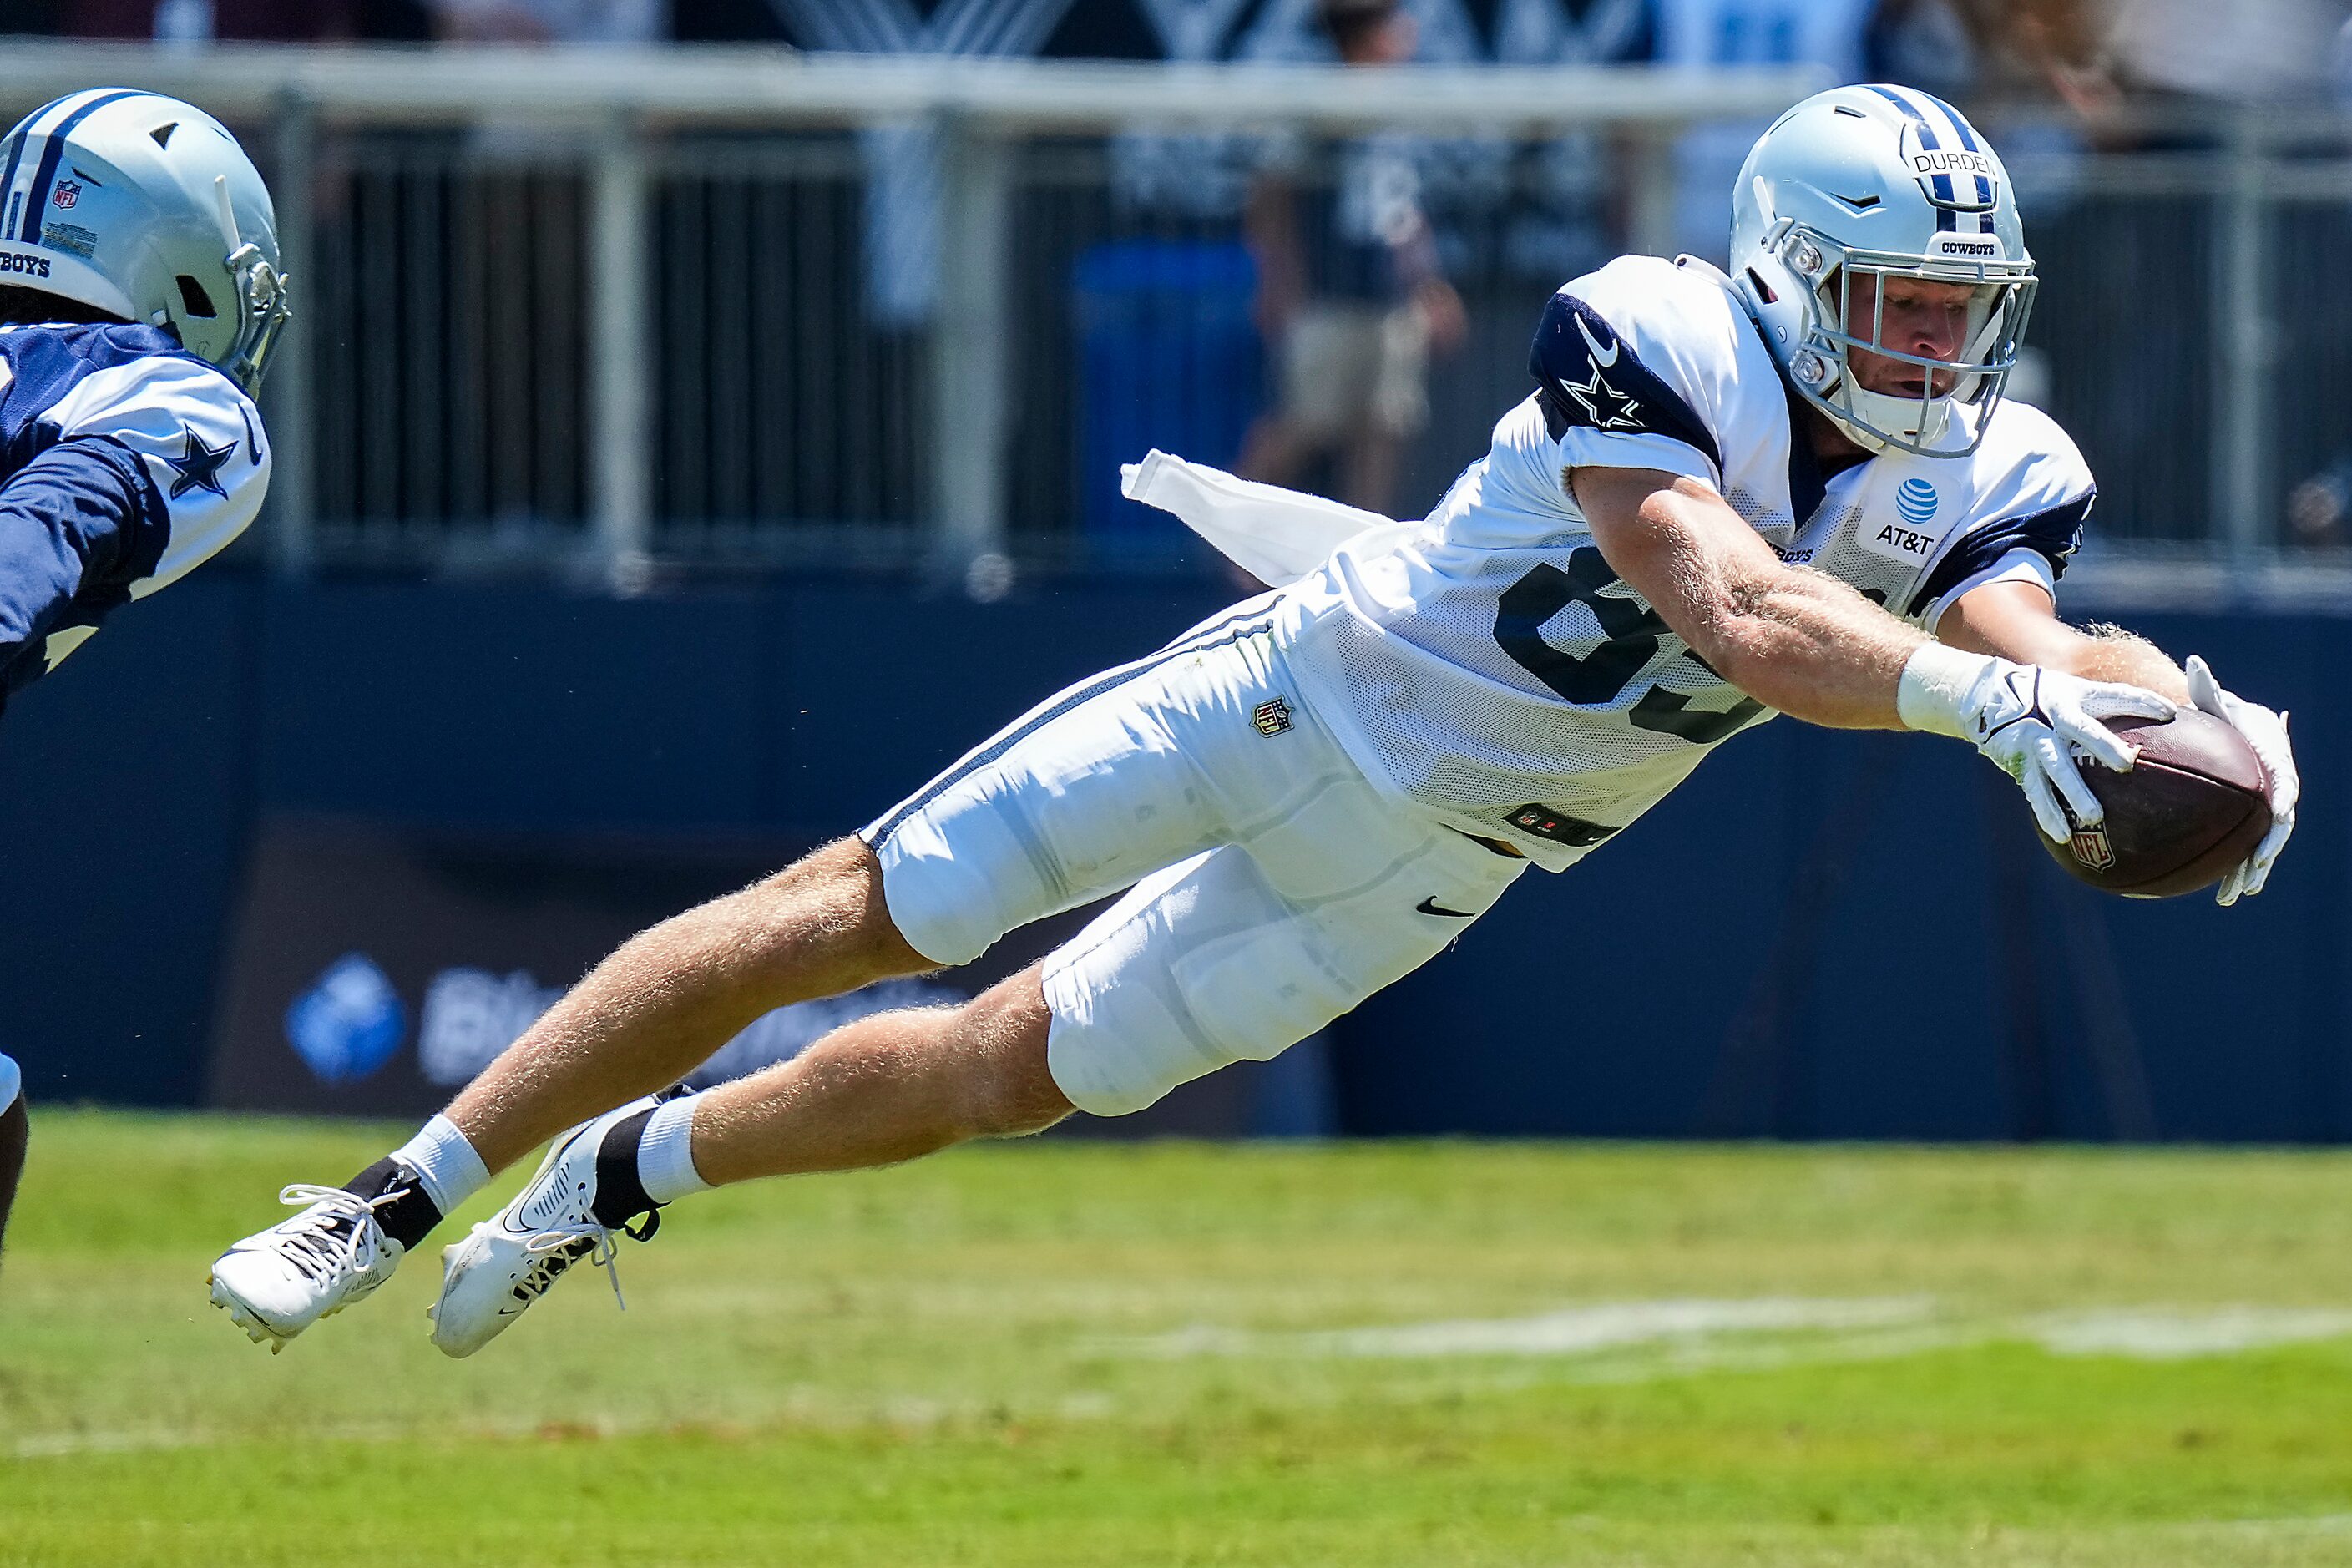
[
  {"xmin": 1041, "ymin": 779, "xmax": 1525, "ymax": 1117},
  {"xmin": 863, "ymin": 603, "xmax": 1306, "ymax": 968}
]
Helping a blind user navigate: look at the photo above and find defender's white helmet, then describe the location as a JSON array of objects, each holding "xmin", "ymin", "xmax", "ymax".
[
  {"xmin": 1730, "ymin": 84, "xmax": 2035, "ymax": 458},
  {"xmin": 0, "ymin": 89, "xmax": 290, "ymax": 390}
]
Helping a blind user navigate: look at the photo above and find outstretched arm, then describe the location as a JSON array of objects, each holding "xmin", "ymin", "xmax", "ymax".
[
  {"xmin": 1570, "ymin": 466, "xmax": 1924, "ymax": 728},
  {"xmin": 1571, "ymin": 465, "xmax": 2177, "ymax": 843},
  {"xmin": 1935, "ymin": 579, "xmax": 2190, "ymax": 703}
]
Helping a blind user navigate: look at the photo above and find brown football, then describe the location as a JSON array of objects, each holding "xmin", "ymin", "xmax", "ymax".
[{"xmin": 2039, "ymin": 710, "xmax": 2271, "ymax": 898}]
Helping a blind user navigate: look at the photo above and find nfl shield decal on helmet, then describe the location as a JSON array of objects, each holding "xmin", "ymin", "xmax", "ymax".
[
  {"xmin": 50, "ymin": 179, "xmax": 80, "ymax": 210},
  {"xmin": 2069, "ymin": 820, "xmax": 2117, "ymax": 873}
]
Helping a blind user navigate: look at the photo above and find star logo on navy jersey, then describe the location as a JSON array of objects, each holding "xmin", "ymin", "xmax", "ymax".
[
  {"xmin": 165, "ymin": 424, "xmax": 235, "ymax": 501},
  {"xmin": 1560, "ymin": 362, "xmax": 1643, "ymax": 432}
]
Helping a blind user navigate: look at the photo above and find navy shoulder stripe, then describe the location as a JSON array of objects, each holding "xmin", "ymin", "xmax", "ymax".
[
  {"xmin": 1528, "ymin": 294, "xmax": 1722, "ymax": 473},
  {"xmin": 1907, "ymin": 490, "xmax": 2092, "ymax": 618},
  {"xmin": 0, "ymin": 323, "xmax": 203, "ymax": 468}
]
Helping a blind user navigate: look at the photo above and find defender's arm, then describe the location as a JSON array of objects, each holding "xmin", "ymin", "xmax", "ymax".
[{"xmin": 0, "ymin": 439, "xmax": 159, "ymax": 706}]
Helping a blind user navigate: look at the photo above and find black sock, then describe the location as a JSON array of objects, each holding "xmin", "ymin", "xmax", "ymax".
[
  {"xmin": 344, "ymin": 1157, "xmax": 444, "ymax": 1251},
  {"xmin": 591, "ymin": 1107, "xmax": 660, "ymax": 1229}
]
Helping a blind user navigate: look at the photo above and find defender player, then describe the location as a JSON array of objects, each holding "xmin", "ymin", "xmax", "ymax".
[
  {"xmin": 212, "ymin": 85, "xmax": 2294, "ymax": 1354},
  {"xmin": 0, "ymin": 89, "xmax": 288, "ymax": 1267}
]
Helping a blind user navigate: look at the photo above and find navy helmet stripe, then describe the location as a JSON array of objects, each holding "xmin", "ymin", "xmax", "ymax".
[
  {"xmin": 1867, "ymin": 86, "xmax": 1955, "ymax": 200},
  {"xmin": 18, "ymin": 89, "xmax": 144, "ymax": 242},
  {"xmin": 0, "ymin": 136, "xmax": 26, "ymax": 245},
  {"xmin": 1916, "ymin": 88, "xmax": 1997, "ymax": 215},
  {"xmin": 1867, "ymin": 84, "xmax": 1958, "ymax": 231},
  {"xmin": 0, "ymin": 94, "xmax": 74, "ymax": 210},
  {"xmin": 1917, "ymin": 90, "xmax": 1979, "ymax": 149},
  {"xmin": 0, "ymin": 92, "xmax": 78, "ymax": 247}
]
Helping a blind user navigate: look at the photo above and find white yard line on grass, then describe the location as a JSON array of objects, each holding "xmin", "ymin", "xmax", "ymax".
[
  {"xmin": 2021, "ymin": 1308, "xmax": 2352, "ymax": 1359},
  {"xmin": 1297, "ymin": 1297, "xmax": 1934, "ymax": 1358},
  {"xmin": 1119, "ymin": 1298, "xmax": 2352, "ymax": 1373}
]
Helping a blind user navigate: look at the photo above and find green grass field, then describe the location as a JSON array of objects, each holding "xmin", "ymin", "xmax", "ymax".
[{"xmin": 8, "ymin": 1110, "xmax": 2352, "ymax": 1565}]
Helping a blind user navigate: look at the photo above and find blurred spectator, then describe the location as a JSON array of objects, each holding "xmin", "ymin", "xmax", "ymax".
[
  {"xmin": 2287, "ymin": 463, "xmax": 2352, "ymax": 549},
  {"xmin": 1654, "ymin": 0, "xmax": 1874, "ymax": 262},
  {"xmin": 1942, "ymin": 0, "xmax": 2352, "ymax": 115},
  {"xmin": 2098, "ymin": 0, "xmax": 2350, "ymax": 105},
  {"xmin": 51, "ymin": 0, "xmax": 428, "ymax": 37},
  {"xmin": 1233, "ymin": 0, "xmax": 1468, "ymax": 517},
  {"xmin": 1864, "ymin": 0, "xmax": 1980, "ymax": 100}
]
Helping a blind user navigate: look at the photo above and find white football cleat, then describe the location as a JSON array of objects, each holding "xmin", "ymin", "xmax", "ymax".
[
  {"xmin": 428, "ymin": 1097, "xmax": 662, "ymax": 1358},
  {"xmin": 209, "ymin": 1184, "xmax": 407, "ymax": 1353}
]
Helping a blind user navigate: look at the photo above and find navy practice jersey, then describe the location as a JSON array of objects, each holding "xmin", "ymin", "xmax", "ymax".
[
  {"xmin": 1274, "ymin": 254, "xmax": 2092, "ymax": 868},
  {"xmin": 0, "ymin": 321, "xmax": 268, "ymax": 714}
]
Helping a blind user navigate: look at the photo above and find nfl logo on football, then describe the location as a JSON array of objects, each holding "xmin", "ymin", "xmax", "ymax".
[{"xmin": 2069, "ymin": 821, "xmax": 2117, "ymax": 872}]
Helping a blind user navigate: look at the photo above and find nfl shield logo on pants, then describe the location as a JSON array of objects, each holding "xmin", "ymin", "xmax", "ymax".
[{"xmin": 1252, "ymin": 697, "xmax": 1292, "ymax": 736}]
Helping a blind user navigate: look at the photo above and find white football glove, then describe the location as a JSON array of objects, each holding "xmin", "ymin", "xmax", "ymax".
[
  {"xmin": 1898, "ymin": 644, "xmax": 2177, "ymax": 844},
  {"xmin": 2185, "ymin": 654, "xmax": 2297, "ymax": 906}
]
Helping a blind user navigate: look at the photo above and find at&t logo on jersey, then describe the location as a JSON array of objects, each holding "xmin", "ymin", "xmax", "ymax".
[{"xmin": 1856, "ymin": 479, "xmax": 1945, "ymax": 566}]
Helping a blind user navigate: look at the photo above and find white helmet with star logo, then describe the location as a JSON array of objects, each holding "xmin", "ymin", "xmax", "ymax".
[
  {"xmin": 0, "ymin": 88, "xmax": 290, "ymax": 391},
  {"xmin": 1730, "ymin": 84, "xmax": 2036, "ymax": 458}
]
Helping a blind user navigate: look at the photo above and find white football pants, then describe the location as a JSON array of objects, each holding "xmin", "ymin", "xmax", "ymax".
[{"xmin": 862, "ymin": 600, "xmax": 1527, "ymax": 1116}]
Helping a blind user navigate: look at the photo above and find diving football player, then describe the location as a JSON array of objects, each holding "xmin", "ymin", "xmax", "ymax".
[{"xmin": 212, "ymin": 85, "xmax": 2293, "ymax": 1353}]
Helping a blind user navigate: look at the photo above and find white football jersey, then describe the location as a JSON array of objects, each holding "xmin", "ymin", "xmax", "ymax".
[{"xmin": 1273, "ymin": 254, "xmax": 2095, "ymax": 869}]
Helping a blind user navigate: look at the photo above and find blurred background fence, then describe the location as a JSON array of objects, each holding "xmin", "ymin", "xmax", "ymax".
[{"xmin": 2, "ymin": 44, "xmax": 2344, "ymax": 585}]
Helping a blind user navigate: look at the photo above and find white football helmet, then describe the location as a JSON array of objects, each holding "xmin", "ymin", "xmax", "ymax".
[
  {"xmin": 1730, "ymin": 84, "xmax": 2036, "ymax": 457},
  {"xmin": 0, "ymin": 88, "xmax": 290, "ymax": 390}
]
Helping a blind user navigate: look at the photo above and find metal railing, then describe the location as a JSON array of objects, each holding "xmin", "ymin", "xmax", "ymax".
[{"xmin": 0, "ymin": 44, "xmax": 2340, "ymax": 598}]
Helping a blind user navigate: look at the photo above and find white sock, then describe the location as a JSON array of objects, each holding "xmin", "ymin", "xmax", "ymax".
[
  {"xmin": 391, "ymin": 1115, "xmax": 491, "ymax": 1216},
  {"xmin": 638, "ymin": 1095, "xmax": 712, "ymax": 1205}
]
